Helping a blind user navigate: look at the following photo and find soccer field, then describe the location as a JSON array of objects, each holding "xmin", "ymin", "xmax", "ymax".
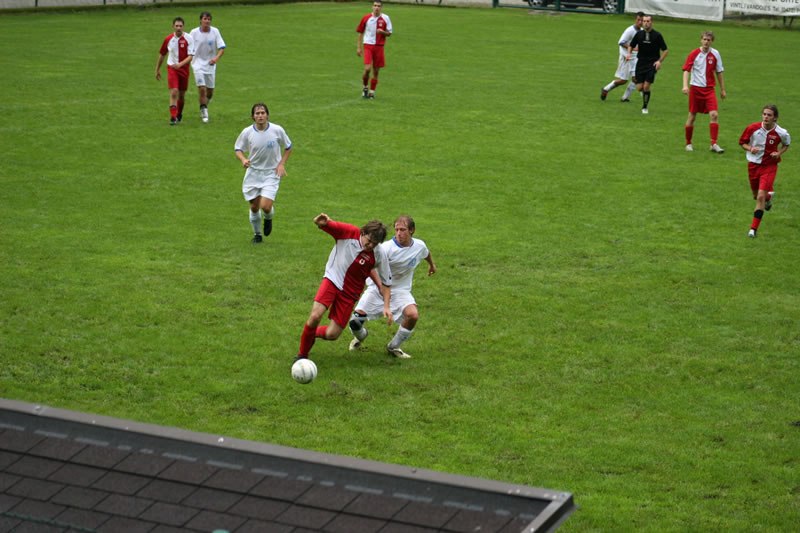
[{"xmin": 1, "ymin": 3, "xmax": 799, "ymax": 531}]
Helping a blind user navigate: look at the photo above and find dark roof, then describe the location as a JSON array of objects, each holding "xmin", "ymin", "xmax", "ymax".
[{"xmin": 0, "ymin": 398, "xmax": 575, "ymax": 532}]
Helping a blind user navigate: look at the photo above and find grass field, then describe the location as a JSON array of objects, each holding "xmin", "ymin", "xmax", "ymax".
[{"xmin": 2, "ymin": 2, "xmax": 799, "ymax": 531}]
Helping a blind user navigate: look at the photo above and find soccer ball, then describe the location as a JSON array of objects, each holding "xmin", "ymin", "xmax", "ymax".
[{"xmin": 291, "ymin": 358, "xmax": 317, "ymax": 384}]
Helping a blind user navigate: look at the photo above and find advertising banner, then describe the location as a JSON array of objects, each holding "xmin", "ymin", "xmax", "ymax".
[
  {"xmin": 726, "ymin": 0, "xmax": 800, "ymax": 16},
  {"xmin": 625, "ymin": 0, "xmax": 724, "ymax": 21}
]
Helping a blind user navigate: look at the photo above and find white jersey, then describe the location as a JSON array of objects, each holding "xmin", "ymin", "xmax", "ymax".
[
  {"xmin": 189, "ymin": 26, "xmax": 226, "ymax": 74},
  {"xmin": 618, "ymin": 24, "xmax": 639, "ymax": 58},
  {"xmin": 234, "ymin": 123, "xmax": 292, "ymax": 173},
  {"xmin": 366, "ymin": 237, "xmax": 429, "ymax": 293}
]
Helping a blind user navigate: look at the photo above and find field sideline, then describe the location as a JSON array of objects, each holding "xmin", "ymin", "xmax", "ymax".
[{"xmin": 1, "ymin": 3, "xmax": 799, "ymax": 531}]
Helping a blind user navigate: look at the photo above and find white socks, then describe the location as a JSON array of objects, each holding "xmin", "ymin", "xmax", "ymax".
[
  {"xmin": 388, "ymin": 326, "xmax": 413, "ymax": 349},
  {"xmin": 249, "ymin": 210, "xmax": 262, "ymax": 234},
  {"xmin": 622, "ymin": 82, "xmax": 636, "ymax": 100}
]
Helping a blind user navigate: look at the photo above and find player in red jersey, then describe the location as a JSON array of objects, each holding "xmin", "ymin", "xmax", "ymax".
[
  {"xmin": 297, "ymin": 214, "xmax": 392, "ymax": 360},
  {"xmin": 155, "ymin": 18, "xmax": 195, "ymax": 125},
  {"xmin": 739, "ymin": 105, "xmax": 791, "ymax": 238},
  {"xmin": 356, "ymin": 0, "xmax": 393, "ymax": 99},
  {"xmin": 682, "ymin": 31, "xmax": 726, "ymax": 153}
]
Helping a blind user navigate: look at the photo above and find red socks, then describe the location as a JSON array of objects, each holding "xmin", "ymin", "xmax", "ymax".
[
  {"xmin": 685, "ymin": 125, "xmax": 694, "ymax": 145},
  {"xmin": 710, "ymin": 123, "xmax": 719, "ymax": 145}
]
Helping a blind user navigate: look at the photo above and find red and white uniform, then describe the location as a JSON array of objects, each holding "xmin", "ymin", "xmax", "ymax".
[
  {"xmin": 357, "ymin": 13, "xmax": 392, "ymax": 46},
  {"xmin": 320, "ymin": 221, "xmax": 391, "ymax": 301},
  {"xmin": 682, "ymin": 47, "xmax": 723, "ymax": 88},
  {"xmin": 160, "ymin": 32, "xmax": 195, "ymax": 72},
  {"xmin": 739, "ymin": 122, "xmax": 791, "ymax": 165}
]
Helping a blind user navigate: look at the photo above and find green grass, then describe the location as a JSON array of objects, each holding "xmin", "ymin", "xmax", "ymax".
[{"xmin": 2, "ymin": 3, "xmax": 799, "ymax": 531}]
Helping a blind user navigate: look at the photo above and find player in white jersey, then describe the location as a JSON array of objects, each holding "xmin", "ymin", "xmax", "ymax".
[
  {"xmin": 348, "ymin": 215, "xmax": 437, "ymax": 358},
  {"xmin": 600, "ymin": 12, "xmax": 643, "ymax": 103},
  {"xmin": 190, "ymin": 12, "xmax": 226, "ymax": 123},
  {"xmin": 234, "ymin": 103, "xmax": 293, "ymax": 243}
]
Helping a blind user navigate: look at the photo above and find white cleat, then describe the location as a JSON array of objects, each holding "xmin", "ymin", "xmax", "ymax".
[
  {"xmin": 386, "ymin": 344, "xmax": 411, "ymax": 359},
  {"xmin": 748, "ymin": 229, "xmax": 757, "ymax": 238},
  {"xmin": 685, "ymin": 144, "xmax": 693, "ymax": 152},
  {"xmin": 710, "ymin": 143, "xmax": 724, "ymax": 153},
  {"xmin": 201, "ymin": 108, "xmax": 209, "ymax": 123},
  {"xmin": 641, "ymin": 108, "xmax": 649, "ymax": 114},
  {"xmin": 349, "ymin": 338, "xmax": 363, "ymax": 351}
]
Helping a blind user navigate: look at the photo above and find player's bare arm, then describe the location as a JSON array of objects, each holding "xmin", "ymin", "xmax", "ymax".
[
  {"xmin": 235, "ymin": 151, "xmax": 250, "ymax": 169},
  {"xmin": 155, "ymin": 54, "xmax": 166, "ymax": 80},
  {"xmin": 681, "ymin": 71, "xmax": 690, "ymax": 94},
  {"xmin": 210, "ymin": 48, "xmax": 225, "ymax": 66},
  {"xmin": 175, "ymin": 54, "xmax": 194, "ymax": 69},
  {"xmin": 771, "ymin": 145, "xmax": 788, "ymax": 160},
  {"xmin": 356, "ymin": 33, "xmax": 363, "ymax": 56},
  {"xmin": 314, "ymin": 213, "xmax": 330, "ymax": 227},
  {"xmin": 655, "ymin": 50, "xmax": 668, "ymax": 70},
  {"xmin": 425, "ymin": 253, "xmax": 437, "ymax": 276},
  {"xmin": 717, "ymin": 71, "xmax": 726, "ymax": 100},
  {"xmin": 625, "ymin": 44, "xmax": 632, "ymax": 60},
  {"xmin": 276, "ymin": 147, "xmax": 292, "ymax": 178}
]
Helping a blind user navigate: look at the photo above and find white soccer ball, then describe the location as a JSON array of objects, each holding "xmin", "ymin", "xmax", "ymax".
[{"xmin": 291, "ymin": 358, "xmax": 317, "ymax": 384}]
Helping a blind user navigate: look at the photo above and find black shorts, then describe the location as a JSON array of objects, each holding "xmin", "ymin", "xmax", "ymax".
[{"xmin": 635, "ymin": 64, "xmax": 658, "ymax": 84}]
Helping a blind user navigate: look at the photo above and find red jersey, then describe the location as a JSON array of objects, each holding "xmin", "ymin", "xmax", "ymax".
[
  {"xmin": 320, "ymin": 221, "xmax": 390, "ymax": 300},
  {"xmin": 682, "ymin": 47, "xmax": 723, "ymax": 88},
  {"xmin": 160, "ymin": 33, "xmax": 194, "ymax": 71},
  {"xmin": 739, "ymin": 122, "xmax": 791, "ymax": 166},
  {"xmin": 356, "ymin": 13, "xmax": 392, "ymax": 46}
]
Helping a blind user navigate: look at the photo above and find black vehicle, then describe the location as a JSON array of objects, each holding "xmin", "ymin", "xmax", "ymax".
[{"xmin": 527, "ymin": 0, "xmax": 619, "ymax": 13}]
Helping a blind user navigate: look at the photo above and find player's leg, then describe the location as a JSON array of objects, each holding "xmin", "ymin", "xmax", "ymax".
[
  {"xmin": 386, "ymin": 295, "xmax": 418, "ymax": 359},
  {"xmin": 348, "ymin": 287, "xmax": 383, "ymax": 350},
  {"xmin": 248, "ymin": 195, "xmax": 264, "ymax": 243},
  {"xmin": 708, "ymin": 109, "xmax": 722, "ymax": 152},
  {"xmin": 748, "ymin": 165, "xmax": 774, "ymax": 237},
  {"xmin": 685, "ymin": 112, "xmax": 697, "ymax": 150},
  {"xmin": 176, "ymin": 74, "xmax": 188, "ymax": 122},
  {"xmin": 369, "ymin": 65, "xmax": 380, "ymax": 98},
  {"xmin": 259, "ymin": 196, "xmax": 275, "ymax": 237},
  {"xmin": 299, "ymin": 301, "xmax": 328, "ymax": 358},
  {"xmin": 362, "ymin": 46, "xmax": 373, "ymax": 98}
]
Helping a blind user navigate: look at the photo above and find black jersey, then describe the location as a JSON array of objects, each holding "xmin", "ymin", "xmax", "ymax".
[{"xmin": 630, "ymin": 29, "xmax": 667, "ymax": 65}]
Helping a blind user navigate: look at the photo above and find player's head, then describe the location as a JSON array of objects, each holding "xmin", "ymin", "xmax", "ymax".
[
  {"xmin": 642, "ymin": 15, "xmax": 653, "ymax": 30},
  {"xmin": 372, "ymin": 1, "xmax": 383, "ymax": 15},
  {"xmin": 200, "ymin": 11, "xmax": 212, "ymax": 27},
  {"xmin": 635, "ymin": 11, "xmax": 644, "ymax": 27},
  {"xmin": 393, "ymin": 216, "xmax": 415, "ymax": 246},
  {"xmin": 701, "ymin": 31, "xmax": 714, "ymax": 50},
  {"xmin": 251, "ymin": 103, "xmax": 269, "ymax": 119},
  {"xmin": 172, "ymin": 17, "xmax": 185, "ymax": 34},
  {"xmin": 360, "ymin": 220, "xmax": 388, "ymax": 251},
  {"xmin": 762, "ymin": 105, "xmax": 779, "ymax": 126}
]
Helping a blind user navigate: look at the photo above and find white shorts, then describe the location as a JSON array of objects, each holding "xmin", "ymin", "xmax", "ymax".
[
  {"xmin": 355, "ymin": 285, "xmax": 417, "ymax": 324},
  {"xmin": 242, "ymin": 168, "xmax": 280, "ymax": 201},
  {"xmin": 193, "ymin": 69, "xmax": 216, "ymax": 89},
  {"xmin": 614, "ymin": 55, "xmax": 637, "ymax": 81}
]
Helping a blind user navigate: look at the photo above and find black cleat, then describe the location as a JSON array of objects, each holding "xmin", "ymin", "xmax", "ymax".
[
  {"xmin": 601, "ymin": 89, "xmax": 608, "ymax": 101},
  {"xmin": 252, "ymin": 234, "xmax": 263, "ymax": 244},
  {"xmin": 263, "ymin": 217, "xmax": 272, "ymax": 237},
  {"xmin": 368, "ymin": 93, "xmax": 375, "ymax": 99},
  {"xmin": 176, "ymin": 114, "xmax": 182, "ymax": 123},
  {"xmin": 621, "ymin": 98, "xmax": 631, "ymax": 103},
  {"xmin": 362, "ymin": 87, "xmax": 369, "ymax": 98},
  {"xmin": 765, "ymin": 197, "xmax": 773, "ymax": 211},
  {"xmin": 170, "ymin": 117, "xmax": 177, "ymax": 125}
]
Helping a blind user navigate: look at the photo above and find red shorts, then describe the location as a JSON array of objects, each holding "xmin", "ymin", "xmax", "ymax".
[
  {"xmin": 314, "ymin": 278, "xmax": 359, "ymax": 328},
  {"xmin": 363, "ymin": 44, "xmax": 386, "ymax": 68},
  {"xmin": 689, "ymin": 86, "xmax": 717, "ymax": 114},
  {"xmin": 748, "ymin": 162, "xmax": 778, "ymax": 194},
  {"xmin": 167, "ymin": 65, "xmax": 190, "ymax": 91}
]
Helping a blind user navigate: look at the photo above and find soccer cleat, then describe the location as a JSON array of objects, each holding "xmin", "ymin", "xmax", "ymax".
[
  {"xmin": 765, "ymin": 192, "xmax": 773, "ymax": 211},
  {"xmin": 170, "ymin": 117, "xmax": 177, "ymax": 126},
  {"xmin": 620, "ymin": 98, "xmax": 631, "ymax": 103},
  {"xmin": 176, "ymin": 114, "xmax": 182, "ymax": 123},
  {"xmin": 362, "ymin": 87, "xmax": 369, "ymax": 98},
  {"xmin": 349, "ymin": 337, "xmax": 363, "ymax": 351},
  {"xmin": 252, "ymin": 234, "xmax": 263, "ymax": 244},
  {"xmin": 601, "ymin": 89, "xmax": 608, "ymax": 101},
  {"xmin": 710, "ymin": 143, "xmax": 724, "ymax": 153},
  {"xmin": 386, "ymin": 344, "xmax": 411, "ymax": 359},
  {"xmin": 747, "ymin": 229, "xmax": 757, "ymax": 238},
  {"xmin": 201, "ymin": 108, "xmax": 209, "ymax": 123},
  {"xmin": 685, "ymin": 144, "xmax": 693, "ymax": 152},
  {"xmin": 368, "ymin": 92, "xmax": 375, "ymax": 99},
  {"xmin": 641, "ymin": 108, "xmax": 649, "ymax": 114},
  {"xmin": 263, "ymin": 217, "xmax": 272, "ymax": 237}
]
